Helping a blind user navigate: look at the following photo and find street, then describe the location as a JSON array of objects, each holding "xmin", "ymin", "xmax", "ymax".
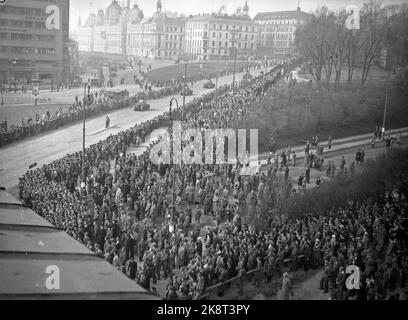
[{"xmin": 0, "ymin": 68, "xmax": 263, "ymax": 189}]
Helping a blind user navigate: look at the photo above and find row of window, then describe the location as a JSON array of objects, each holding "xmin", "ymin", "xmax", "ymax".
[
  {"xmin": 0, "ymin": 32, "xmax": 54, "ymax": 42},
  {"xmin": 165, "ymin": 34, "xmax": 183, "ymax": 41},
  {"xmin": 259, "ymin": 19, "xmax": 300, "ymax": 25},
  {"xmin": 165, "ymin": 26, "xmax": 183, "ymax": 33},
  {"xmin": 0, "ymin": 19, "xmax": 46, "ymax": 29},
  {"xmin": 261, "ymin": 34, "xmax": 294, "ymax": 40},
  {"xmin": 187, "ymin": 39, "xmax": 254, "ymax": 48},
  {"xmin": 186, "ymin": 23, "xmax": 256, "ymax": 33},
  {"xmin": 186, "ymin": 31, "xmax": 255, "ymax": 40},
  {"xmin": 0, "ymin": 46, "xmax": 55, "ymax": 55},
  {"xmin": 263, "ymin": 26, "xmax": 295, "ymax": 33}
]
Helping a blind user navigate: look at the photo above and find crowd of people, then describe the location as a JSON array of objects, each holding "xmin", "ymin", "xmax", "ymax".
[
  {"xmin": 17, "ymin": 56, "xmax": 408, "ymax": 300},
  {"xmin": 0, "ymin": 62, "xmax": 262, "ymax": 148},
  {"xmin": 18, "ymin": 63, "xmax": 288, "ymax": 296},
  {"xmin": 147, "ymin": 62, "xmax": 263, "ymax": 89}
]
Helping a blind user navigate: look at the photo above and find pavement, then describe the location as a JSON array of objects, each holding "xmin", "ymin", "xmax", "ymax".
[{"xmin": 0, "ymin": 68, "xmax": 264, "ymax": 189}]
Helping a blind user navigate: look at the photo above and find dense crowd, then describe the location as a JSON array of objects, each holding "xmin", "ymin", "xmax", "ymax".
[
  {"xmin": 0, "ymin": 62, "xmax": 262, "ymax": 148},
  {"xmin": 18, "ymin": 56, "xmax": 407, "ymax": 300},
  {"xmin": 18, "ymin": 63, "xmax": 286, "ymax": 293}
]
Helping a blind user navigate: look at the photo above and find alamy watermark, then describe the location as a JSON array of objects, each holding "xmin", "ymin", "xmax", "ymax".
[
  {"xmin": 345, "ymin": 265, "xmax": 361, "ymax": 290},
  {"xmin": 45, "ymin": 265, "xmax": 60, "ymax": 290},
  {"xmin": 149, "ymin": 122, "xmax": 258, "ymax": 166},
  {"xmin": 345, "ymin": 5, "xmax": 360, "ymax": 30}
]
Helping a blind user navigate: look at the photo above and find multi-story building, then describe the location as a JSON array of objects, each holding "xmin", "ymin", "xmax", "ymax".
[
  {"xmin": 0, "ymin": 0, "xmax": 70, "ymax": 86},
  {"xmin": 184, "ymin": 2, "xmax": 258, "ymax": 61},
  {"xmin": 254, "ymin": 7, "xmax": 311, "ymax": 56},
  {"xmin": 67, "ymin": 39, "xmax": 80, "ymax": 85},
  {"xmin": 73, "ymin": 0, "xmax": 143, "ymax": 55},
  {"xmin": 126, "ymin": 1, "xmax": 185, "ymax": 59}
]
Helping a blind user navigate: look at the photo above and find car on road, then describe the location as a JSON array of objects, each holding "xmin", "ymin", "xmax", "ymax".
[
  {"xmin": 104, "ymin": 89, "xmax": 129, "ymax": 100},
  {"xmin": 133, "ymin": 99, "xmax": 150, "ymax": 111},
  {"xmin": 203, "ymin": 80, "xmax": 215, "ymax": 89},
  {"xmin": 180, "ymin": 86, "xmax": 193, "ymax": 96}
]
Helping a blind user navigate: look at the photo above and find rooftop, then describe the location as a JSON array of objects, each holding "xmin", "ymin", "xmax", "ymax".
[{"xmin": 188, "ymin": 13, "xmax": 254, "ymax": 23}]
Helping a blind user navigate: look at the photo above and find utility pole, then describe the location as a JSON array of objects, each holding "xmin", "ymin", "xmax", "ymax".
[
  {"xmin": 382, "ymin": 68, "xmax": 391, "ymax": 138},
  {"xmin": 231, "ymin": 26, "xmax": 238, "ymax": 93},
  {"xmin": 233, "ymin": 46, "xmax": 237, "ymax": 91},
  {"xmin": 215, "ymin": 59, "xmax": 219, "ymax": 100},
  {"xmin": 183, "ymin": 62, "xmax": 187, "ymax": 117},
  {"xmin": 169, "ymin": 97, "xmax": 179, "ymax": 206},
  {"xmin": 82, "ymin": 83, "xmax": 90, "ymax": 188}
]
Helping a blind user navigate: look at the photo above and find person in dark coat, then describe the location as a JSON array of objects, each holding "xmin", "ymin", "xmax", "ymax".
[
  {"xmin": 305, "ymin": 168, "xmax": 311, "ymax": 184},
  {"xmin": 127, "ymin": 256, "xmax": 138, "ymax": 280}
]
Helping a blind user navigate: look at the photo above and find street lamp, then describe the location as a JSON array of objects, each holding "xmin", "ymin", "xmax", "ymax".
[
  {"xmin": 169, "ymin": 97, "xmax": 179, "ymax": 207},
  {"xmin": 230, "ymin": 27, "xmax": 238, "ymax": 93},
  {"xmin": 81, "ymin": 82, "xmax": 91, "ymax": 189},
  {"xmin": 182, "ymin": 63, "xmax": 187, "ymax": 117},
  {"xmin": 381, "ymin": 67, "xmax": 392, "ymax": 140}
]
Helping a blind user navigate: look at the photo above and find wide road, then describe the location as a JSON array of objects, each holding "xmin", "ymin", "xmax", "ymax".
[{"xmin": 0, "ymin": 69, "xmax": 263, "ymax": 189}]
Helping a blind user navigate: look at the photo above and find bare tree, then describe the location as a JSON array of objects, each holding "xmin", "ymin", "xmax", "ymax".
[
  {"xmin": 345, "ymin": 28, "xmax": 361, "ymax": 82},
  {"xmin": 359, "ymin": 0, "xmax": 386, "ymax": 83}
]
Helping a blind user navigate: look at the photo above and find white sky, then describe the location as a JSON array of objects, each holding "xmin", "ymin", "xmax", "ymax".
[{"xmin": 69, "ymin": 0, "xmax": 408, "ymax": 31}]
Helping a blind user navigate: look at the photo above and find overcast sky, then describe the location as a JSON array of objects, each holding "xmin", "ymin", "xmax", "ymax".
[{"xmin": 70, "ymin": 0, "xmax": 407, "ymax": 31}]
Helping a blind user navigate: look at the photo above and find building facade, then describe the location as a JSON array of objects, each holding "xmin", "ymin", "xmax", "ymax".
[
  {"xmin": 254, "ymin": 8, "xmax": 311, "ymax": 56},
  {"xmin": 126, "ymin": 4, "xmax": 185, "ymax": 60},
  {"xmin": 73, "ymin": 0, "xmax": 185, "ymax": 60},
  {"xmin": 185, "ymin": 3, "xmax": 258, "ymax": 61},
  {"xmin": 0, "ymin": 0, "xmax": 70, "ymax": 86}
]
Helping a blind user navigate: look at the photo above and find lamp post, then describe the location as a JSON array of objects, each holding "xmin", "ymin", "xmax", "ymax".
[
  {"xmin": 265, "ymin": 55, "xmax": 268, "ymax": 74},
  {"xmin": 182, "ymin": 63, "xmax": 187, "ymax": 118},
  {"xmin": 169, "ymin": 97, "xmax": 179, "ymax": 207},
  {"xmin": 381, "ymin": 67, "xmax": 392, "ymax": 140},
  {"xmin": 81, "ymin": 82, "xmax": 91, "ymax": 188},
  {"xmin": 231, "ymin": 27, "xmax": 238, "ymax": 93}
]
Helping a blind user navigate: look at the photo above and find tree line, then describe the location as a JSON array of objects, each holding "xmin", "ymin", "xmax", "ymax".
[{"xmin": 295, "ymin": 0, "xmax": 408, "ymax": 83}]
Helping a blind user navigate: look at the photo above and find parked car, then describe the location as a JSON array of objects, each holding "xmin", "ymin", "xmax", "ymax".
[
  {"xmin": 104, "ymin": 89, "xmax": 129, "ymax": 100},
  {"xmin": 133, "ymin": 98, "xmax": 150, "ymax": 111},
  {"xmin": 203, "ymin": 80, "xmax": 215, "ymax": 89}
]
